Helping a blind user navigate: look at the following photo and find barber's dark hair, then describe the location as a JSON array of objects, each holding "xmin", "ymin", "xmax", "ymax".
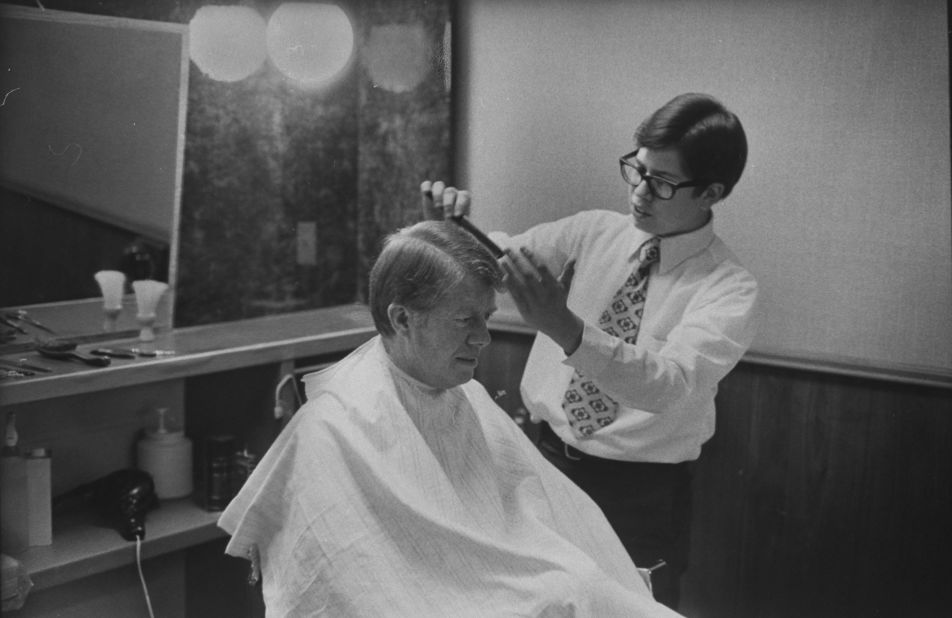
[
  {"xmin": 369, "ymin": 220, "xmax": 503, "ymax": 337},
  {"xmin": 634, "ymin": 93, "xmax": 748, "ymax": 198}
]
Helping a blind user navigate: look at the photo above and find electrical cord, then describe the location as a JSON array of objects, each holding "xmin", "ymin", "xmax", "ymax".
[
  {"xmin": 273, "ymin": 373, "xmax": 302, "ymax": 420},
  {"xmin": 135, "ymin": 534, "xmax": 156, "ymax": 618},
  {"xmin": 273, "ymin": 374, "xmax": 294, "ymax": 419}
]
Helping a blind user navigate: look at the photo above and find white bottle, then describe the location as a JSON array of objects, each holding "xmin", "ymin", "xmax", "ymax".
[
  {"xmin": 137, "ymin": 408, "xmax": 193, "ymax": 499},
  {"xmin": 25, "ymin": 447, "xmax": 52, "ymax": 546}
]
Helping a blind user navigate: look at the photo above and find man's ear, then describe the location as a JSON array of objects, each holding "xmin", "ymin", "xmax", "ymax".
[
  {"xmin": 387, "ymin": 303, "xmax": 411, "ymax": 335},
  {"xmin": 702, "ymin": 182, "xmax": 725, "ymax": 205}
]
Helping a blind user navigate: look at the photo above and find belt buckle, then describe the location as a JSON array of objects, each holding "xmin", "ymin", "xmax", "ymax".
[{"xmin": 563, "ymin": 441, "xmax": 582, "ymax": 462}]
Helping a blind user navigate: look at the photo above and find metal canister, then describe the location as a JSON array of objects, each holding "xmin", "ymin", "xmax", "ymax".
[
  {"xmin": 203, "ymin": 434, "xmax": 235, "ymax": 511},
  {"xmin": 207, "ymin": 456, "xmax": 230, "ymax": 511}
]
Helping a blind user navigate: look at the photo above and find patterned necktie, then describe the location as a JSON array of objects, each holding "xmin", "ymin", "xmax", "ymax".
[{"xmin": 562, "ymin": 237, "xmax": 660, "ymax": 439}]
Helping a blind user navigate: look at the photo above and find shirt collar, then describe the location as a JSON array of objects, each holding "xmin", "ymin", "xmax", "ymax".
[{"xmin": 627, "ymin": 216, "xmax": 715, "ymax": 275}]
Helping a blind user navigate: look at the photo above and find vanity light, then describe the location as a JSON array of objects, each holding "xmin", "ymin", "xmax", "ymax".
[
  {"xmin": 363, "ymin": 23, "xmax": 428, "ymax": 93},
  {"xmin": 188, "ymin": 6, "xmax": 267, "ymax": 82},
  {"xmin": 266, "ymin": 3, "xmax": 355, "ymax": 88}
]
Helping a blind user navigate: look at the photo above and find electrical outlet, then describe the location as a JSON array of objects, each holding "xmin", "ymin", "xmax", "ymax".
[{"xmin": 296, "ymin": 221, "xmax": 317, "ymax": 266}]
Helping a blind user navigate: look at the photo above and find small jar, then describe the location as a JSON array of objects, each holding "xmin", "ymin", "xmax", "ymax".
[
  {"xmin": 137, "ymin": 408, "xmax": 193, "ymax": 500},
  {"xmin": 203, "ymin": 435, "xmax": 236, "ymax": 511},
  {"xmin": 207, "ymin": 456, "xmax": 230, "ymax": 511}
]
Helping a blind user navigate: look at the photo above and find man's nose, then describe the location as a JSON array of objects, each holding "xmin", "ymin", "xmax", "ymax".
[
  {"xmin": 469, "ymin": 320, "xmax": 492, "ymax": 348},
  {"xmin": 632, "ymin": 179, "xmax": 654, "ymax": 201}
]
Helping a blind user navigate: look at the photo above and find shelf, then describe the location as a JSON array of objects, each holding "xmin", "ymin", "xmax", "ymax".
[
  {"xmin": 9, "ymin": 497, "xmax": 224, "ymax": 591},
  {"xmin": 0, "ymin": 304, "xmax": 377, "ymax": 406}
]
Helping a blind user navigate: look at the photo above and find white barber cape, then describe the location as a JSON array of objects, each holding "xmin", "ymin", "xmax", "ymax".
[{"xmin": 219, "ymin": 337, "xmax": 682, "ymax": 617}]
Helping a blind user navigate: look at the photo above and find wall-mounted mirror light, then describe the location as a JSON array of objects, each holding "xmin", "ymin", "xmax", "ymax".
[
  {"xmin": 189, "ymin": 3, "xmax": 355, "ymax": 88},
  {"xmin": 267, "ymin": 3, "xmax": 354, "ymax": 87},
  {"xmin": 188, "ymin": 6, "xmax": 267, "ymax": 82},
  {"xmin": 364, "ymin": 23, "xmax": 427, "ymax": 93}
]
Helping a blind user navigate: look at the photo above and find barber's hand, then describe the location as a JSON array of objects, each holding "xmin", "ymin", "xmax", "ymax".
[
  {"xmin": 502, "ymin": 247, "xmax": 584, "ymax": 355},
  {"xmin": 420, "ymin": 180, "xmax": 471, "ymax": 220}
]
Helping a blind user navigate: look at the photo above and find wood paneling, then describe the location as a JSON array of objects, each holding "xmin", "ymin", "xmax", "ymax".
[
  {"xmin": 0, "ymin": 186, "xmax": 169, "ymax": 307},
  {"xmin": 474, "ymin": 330, "xmax": 533, "ymax": 414},
  {"xmin": 685, "ymin": 363, "xmax": 952, "ymax": 618},
  {"xmin": 478, "ymin": 331, "xmax": 952, "ymax": 618}
]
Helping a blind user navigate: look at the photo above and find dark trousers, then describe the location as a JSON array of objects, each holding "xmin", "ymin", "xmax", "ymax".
[{"xmin": 538, "ymin": 422, "xmax": 693, "ymax": 611}]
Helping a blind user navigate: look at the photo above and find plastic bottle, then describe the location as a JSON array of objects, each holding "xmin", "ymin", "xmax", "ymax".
[
  {"xmin": 136, "ymin": 408, "xmax": 193, "ymax": 499},
  {"xmin": 1, "ymin": 414, "xmax": 51, "ymax": 549},
  {"xmin": 24, "ymin": 447, "xmax": 51, "ymax": 546}
]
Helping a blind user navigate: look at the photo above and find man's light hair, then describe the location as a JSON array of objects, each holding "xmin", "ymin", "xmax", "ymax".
[{"xmin": 369, "ymin": 220, "xmax": 503, "ymax": 336}]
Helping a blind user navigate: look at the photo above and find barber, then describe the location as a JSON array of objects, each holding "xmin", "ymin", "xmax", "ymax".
[{"xmin": 421, "ymin": 93, "xmax": 759, "ymax": 611}]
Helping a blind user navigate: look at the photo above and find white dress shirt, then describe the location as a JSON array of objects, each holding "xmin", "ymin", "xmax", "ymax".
[{"xmin": 494, "ymin": 210, "xmax": 759, "ymax": 463}]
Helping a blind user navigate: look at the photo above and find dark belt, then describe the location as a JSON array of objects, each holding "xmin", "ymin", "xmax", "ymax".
[
  {"xmin": 538, "ymin": 422, "xmax": 690, "ymax": 472},
  {"xmin": 539, "ymin": 422, "xmax": 594, "ymax": 462}
]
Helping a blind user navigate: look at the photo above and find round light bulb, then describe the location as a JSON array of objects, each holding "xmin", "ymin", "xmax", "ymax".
[
  {"xmin": 189, "ymin": 6, "xmax": 267, "ymax": 82},
  {"xmin": 266, "ymin": 3, "xmax": 355, "ymax": 88}
]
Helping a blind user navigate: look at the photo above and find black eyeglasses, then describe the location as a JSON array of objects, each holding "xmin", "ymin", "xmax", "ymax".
[{"xmin": 618, "ymin": 149, "xmax": 711, "ymax": 200}]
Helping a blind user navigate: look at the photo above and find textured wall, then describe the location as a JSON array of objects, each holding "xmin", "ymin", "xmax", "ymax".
[
  {"xmin": 175, "ymin": 24, "xmax": 362, "ymax": 325},
  {"xmin": 174, "ymin": 0, "xmax": 452, "ymax": 325},
  {"xmin": 455, "ymin": 0, "xmax": 951, "ymax": 377}
]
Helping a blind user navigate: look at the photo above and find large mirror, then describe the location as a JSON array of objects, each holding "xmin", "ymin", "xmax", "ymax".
[
  {"xmin": 0, "ymin": 5, "xmax": 186, "ymax": 343},
  {"xmin": 0, "ymin": 0, "xmax": 453, "ymax": 347}
]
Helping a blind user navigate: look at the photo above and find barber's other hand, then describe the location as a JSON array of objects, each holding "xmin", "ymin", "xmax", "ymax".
[
  {"xmin": 502, "ymin": 247, "xmax": 583, "ymax": 355},
  {"xmin": 420, "ymin": 180, "xmax": 471, "ymax": 220}
]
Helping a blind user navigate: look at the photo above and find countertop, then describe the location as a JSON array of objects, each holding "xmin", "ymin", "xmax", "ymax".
[{"xmin": 0, "ymin": 304, "xmax": 378, "ymax": 406}]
